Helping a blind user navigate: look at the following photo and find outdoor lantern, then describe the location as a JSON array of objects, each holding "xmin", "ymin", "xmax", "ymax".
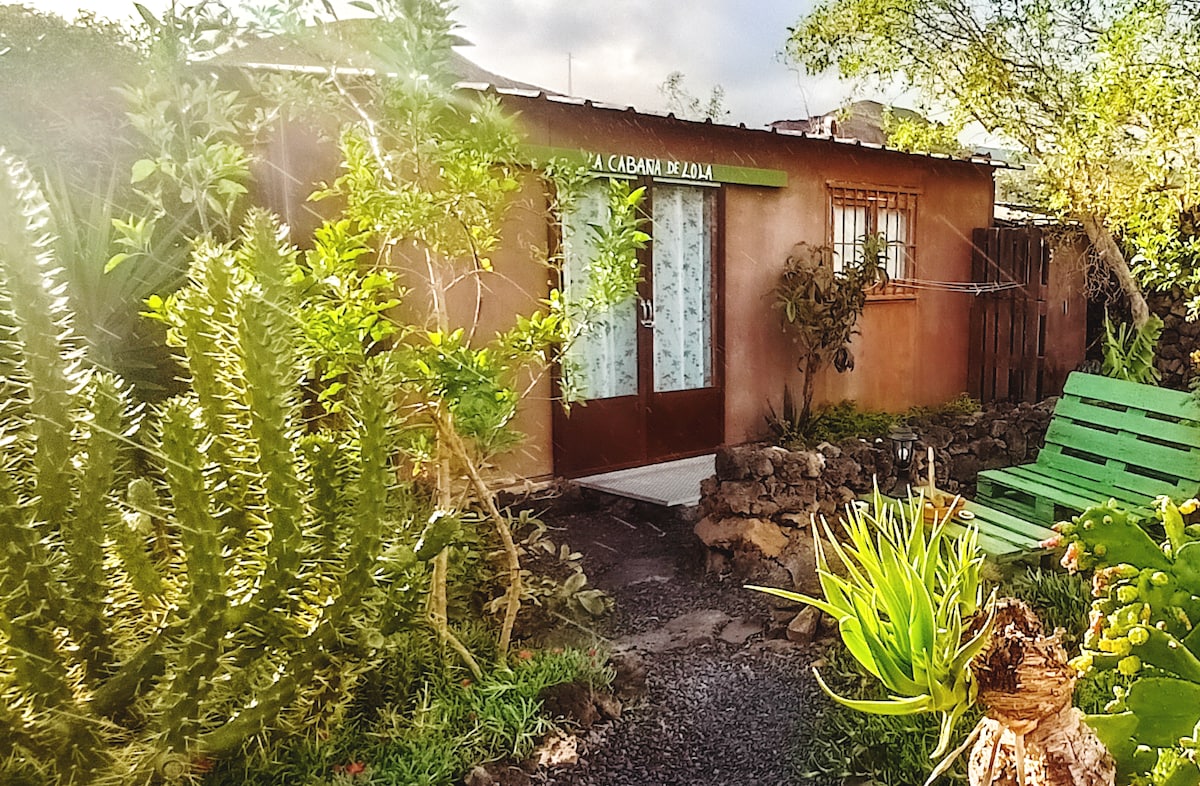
[{"xmin": 888, "ymin": 424, "xmax": 919, "ymax": 471}]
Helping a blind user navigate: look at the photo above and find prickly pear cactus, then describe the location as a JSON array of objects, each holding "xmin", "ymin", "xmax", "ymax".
[
  {"xmin": 1053, "ymin": 497, "xmax": 1200, "ymax": 785},
  {"xmin": 0, "ymin": 150, "xmax": 434, "ymax": 784}
]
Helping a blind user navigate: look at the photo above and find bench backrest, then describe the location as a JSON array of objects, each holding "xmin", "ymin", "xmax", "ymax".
[{"xmin": 1036, "ymin": 372, "xmax": 1200, "ymax": 501}]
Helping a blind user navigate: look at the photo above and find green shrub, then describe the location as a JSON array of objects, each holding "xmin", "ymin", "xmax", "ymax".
[
  {"xmin": 0, "ymin": 154, "xmax": 432, "ymax": 782},
  {"xmin": 766, "ymin": 395, "xmax": 981, "ymax": 449}
]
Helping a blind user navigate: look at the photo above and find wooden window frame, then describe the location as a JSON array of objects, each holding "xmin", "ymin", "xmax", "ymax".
[{"xmin": 827, "ymin": 182, "xmax": 919, "ymax": 299}]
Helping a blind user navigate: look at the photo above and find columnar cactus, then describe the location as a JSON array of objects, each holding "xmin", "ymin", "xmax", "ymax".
[
  {"xmin": 1054, "ymin": 497, "xmax": 1200, "ymax": 785},
  {"xmin": 0, "ymin": 150, "xmax": 431, "ymax": 783}
]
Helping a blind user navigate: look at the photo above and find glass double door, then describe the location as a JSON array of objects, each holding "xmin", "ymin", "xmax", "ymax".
[{"xmin": 553, "ymin": 182, "xmax": 724, "ymax": 477}]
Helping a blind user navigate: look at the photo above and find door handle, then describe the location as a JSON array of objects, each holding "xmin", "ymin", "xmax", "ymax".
[{"xmin": 638, "ymin": 297, "xmax": 655, "ymax": 328}]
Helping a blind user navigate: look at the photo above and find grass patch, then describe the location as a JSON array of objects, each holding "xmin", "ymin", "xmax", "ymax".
[
  {"xmin": 203, "ymin": 635, "xmax": 612, "ymax": 786},
  {"xmin": 1000, "ymin": 566, "xmax": 1091, "ymax": 649}
]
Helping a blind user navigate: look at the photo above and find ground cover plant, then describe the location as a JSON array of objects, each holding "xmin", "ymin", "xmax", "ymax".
[
  {"xmin": 0, "ymin": 1, "xmax": 643, "ymax": 782},
  {"xmin": 766, "ymin": 393, "xmax": 979, "ymax": 449}
]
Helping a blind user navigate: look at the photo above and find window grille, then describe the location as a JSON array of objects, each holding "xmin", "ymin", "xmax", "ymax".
[{"xmin": 828, "ymin": 184, "xmax": 917, "ymax": 281}]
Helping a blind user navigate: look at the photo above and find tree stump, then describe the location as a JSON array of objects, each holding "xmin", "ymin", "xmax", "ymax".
[{"xmin": 967, "ymin": 599, "xmax": 1114, "ymax": 786}]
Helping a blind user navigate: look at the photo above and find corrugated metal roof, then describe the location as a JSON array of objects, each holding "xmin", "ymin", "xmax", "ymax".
[{"xmin": 457, "ymin": 83, "xmax": 1019, "ymax": 170}]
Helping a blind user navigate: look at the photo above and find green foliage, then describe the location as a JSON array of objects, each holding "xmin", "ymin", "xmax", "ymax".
[
  {"xmin": 806, "ymin": 400, "xmax": 899, "ymax": 446},
  {"xmin": 508, "ymin": 509, "xmax": 612, "ymax": 619},
  {"xmin": 881, "ymin": 109, "xmax": 966, "ymax": 156},
  {"xmin": 578, "ymin": 180, "xmax": 650, "ymax": 309},
  {"xmin": 1002, "ymin": 567, "xmax": 1091, "ymax": 651},
  {"xmin": 0, "ymin": 159, "xmax": 441, "ymax": 781},
  {"xmin": 200, "ymin": 641, "xmax": 612, "ymax": 786},
  {"xmin": 802, "ymin": 642, "xmax": 981, "ymax": 785},
  {"xmin": 774, "ymin": 240, "xmax": 887, "ymax": 424},
  {"xmin": 1134, "ymin": 210, "xmax": 1200, "ymax": 322},
  {"xmin": 1074, "ymin": 667, "xmax": 1133, "ymax": 716},
  {"xmin": 0, "ymin": 5, "xmax": 140, "ymax": 184},
  {"xmin": 1102, "ymin": 313, "xmax": 1164, "ymax": 385},
  {"xmin": 749, "ymin": 489, "xmax": 991, "ymax": 757},
  {"xmin": 764, "ymin": 385, "xmax": 808, "ymax": 446},
  {"xmin": 116, "ymin": 18, "xmax": 255, "ymax": 260},
  {"xmin": 765, "ymin": 395, "xmax": 980, "ymax": 449},
  {"xmin": 1054, "ymin": 497, "xmax": 1200, "ymax": 783}
]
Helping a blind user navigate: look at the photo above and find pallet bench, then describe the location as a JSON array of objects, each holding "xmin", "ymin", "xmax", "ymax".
[{"xmin": 976, "ymin": 372, "xmax": 1200, "ymax": 527}]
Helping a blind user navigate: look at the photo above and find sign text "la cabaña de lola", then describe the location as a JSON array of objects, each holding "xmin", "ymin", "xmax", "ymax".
[{"xmin": 588, "ymin": 153, "xmax": 714, "ymax": 181}]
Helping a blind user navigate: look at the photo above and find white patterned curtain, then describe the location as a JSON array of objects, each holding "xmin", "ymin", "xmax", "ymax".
[
  {"xmin": 652, "ymin": 185, "xmax": 713, "ymax": 392},
  {"xmin": 561, "ymin": 181, "xmax": 639, "ymax": 400}
]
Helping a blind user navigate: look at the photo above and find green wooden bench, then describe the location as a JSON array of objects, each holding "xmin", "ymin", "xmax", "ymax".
[{"xmin": 976, "ymin": 372, "xmax": 1200, "ymax": 527}]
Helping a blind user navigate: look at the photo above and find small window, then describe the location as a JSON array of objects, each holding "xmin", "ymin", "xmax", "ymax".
[{"xmin": 828, "ymin": 184, "xmax": 917, "ymax": 281}]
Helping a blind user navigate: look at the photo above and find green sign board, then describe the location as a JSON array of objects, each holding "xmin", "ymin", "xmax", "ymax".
[{"xmin": 525, "ymin": 145, "xmax": 787, "ymax": 188}]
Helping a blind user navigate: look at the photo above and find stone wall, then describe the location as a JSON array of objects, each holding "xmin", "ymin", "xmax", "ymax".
[
  {"xmin": 1152, "ymin": 289, "xmax": 1200, "ymax": 390},
  {"xmin": 694, "ymin": 400, "xmax": 1055, "ymax": 591}
]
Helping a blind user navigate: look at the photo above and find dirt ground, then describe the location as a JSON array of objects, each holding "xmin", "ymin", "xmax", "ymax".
[{"xmin": 512, "ymin": 487, "xmax": 833, "ymax": 786}]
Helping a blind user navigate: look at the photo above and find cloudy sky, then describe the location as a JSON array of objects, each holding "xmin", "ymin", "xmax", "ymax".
[
  {"xmin": 451, "ymin": 0, "xmax": 877, "ymax": 127},
  {"xmin": 27, "ymin": 0, "xmax": 896, "ymax": 128}
]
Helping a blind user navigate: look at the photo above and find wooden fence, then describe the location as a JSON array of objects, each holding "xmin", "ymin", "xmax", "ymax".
[{"xmin": 967, "ymin": 226, "xmax": 1086, "ymax": 404}]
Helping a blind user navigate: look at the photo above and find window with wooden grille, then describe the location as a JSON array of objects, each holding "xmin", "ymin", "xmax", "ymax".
[{"xmin": 828, "ymin": 184, "xmax": 917, "ymax": 281}]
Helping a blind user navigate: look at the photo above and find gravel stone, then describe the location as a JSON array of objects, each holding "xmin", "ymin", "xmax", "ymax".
[{"xmin": 527, "ymin": 492, "xmax": 838, "ymax": 786}]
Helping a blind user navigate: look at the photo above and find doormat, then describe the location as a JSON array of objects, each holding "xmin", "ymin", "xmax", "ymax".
[{"xmin": 574, "ymin": 454, "xmax": 715, "ymax": 507}]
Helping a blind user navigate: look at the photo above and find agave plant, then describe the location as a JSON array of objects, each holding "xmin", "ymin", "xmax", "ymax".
[
  {"xmin": 755, "ymin": 492, "xmax": 1119, "ymax": 786},
  {"xmin": 750, "ymin": 488, "xmax": 992, "ymax": 757}
]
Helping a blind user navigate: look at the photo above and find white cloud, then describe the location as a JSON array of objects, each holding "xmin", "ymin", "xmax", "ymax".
[{"xmin": 25, "ymin": 0, "xmax": 896, "ymax": 126}]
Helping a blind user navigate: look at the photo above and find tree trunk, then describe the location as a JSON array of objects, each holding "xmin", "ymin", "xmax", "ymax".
[
  {"xmin": 967, "ymin": 599, "xmax": 1114, "ymax": 786},
  {"xmin": 800, "ymin": 352, "xmax": 820, "ymax": 424},
  {"xmin": 1080, "ymin": 215, "xmax": 1151, "ymax": 329}
]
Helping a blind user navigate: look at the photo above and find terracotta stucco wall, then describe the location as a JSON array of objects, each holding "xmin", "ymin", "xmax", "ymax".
[{"xmin": 502, "ymin": 96, "xmax": 995, "ymax": 472}]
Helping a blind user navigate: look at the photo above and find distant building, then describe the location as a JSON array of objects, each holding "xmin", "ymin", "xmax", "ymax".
[{"xmin": 770, "ymin": 100, "xmax": 926, "ymax": 145}]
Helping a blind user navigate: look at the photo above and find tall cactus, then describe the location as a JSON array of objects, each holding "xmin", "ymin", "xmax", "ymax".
[{"xmin": 0, "ymin": 151, "xmax": 432, "ymax": 782}]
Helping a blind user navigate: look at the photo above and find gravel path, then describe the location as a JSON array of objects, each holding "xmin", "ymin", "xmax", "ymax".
[{"xmin": 530, "ymin": 491, "xmax": 835, "ymax": 786}]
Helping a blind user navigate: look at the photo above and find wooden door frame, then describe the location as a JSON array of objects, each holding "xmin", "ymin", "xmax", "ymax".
[{"xmin": 550, "ymin": 178, "xmax": 727, "ymax": 477}]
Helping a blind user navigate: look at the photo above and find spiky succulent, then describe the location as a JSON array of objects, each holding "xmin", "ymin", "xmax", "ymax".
[
  {"xmin": 750, "ymin": 489, "xmax": 993, "ymax": 758},
  {"xmin": 0, "ymin": 151, "xmax": 436, "ymax": 784}
]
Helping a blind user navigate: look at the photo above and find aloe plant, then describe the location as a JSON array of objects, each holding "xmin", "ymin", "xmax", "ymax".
[
  {"xmin": 755, "ymin": 492, "xmax": 1116, "ymax": 786},
  {"xmin": 0, "ymin": 150, "xmax": 438, "ymax": 783},
  {"xmin": 1100, "ymin": 312, "xmax": 1164, "ymax": 385},
  {"xmin": 750, "ymin": 489, "xmax": 991, "ymax": 757}
]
